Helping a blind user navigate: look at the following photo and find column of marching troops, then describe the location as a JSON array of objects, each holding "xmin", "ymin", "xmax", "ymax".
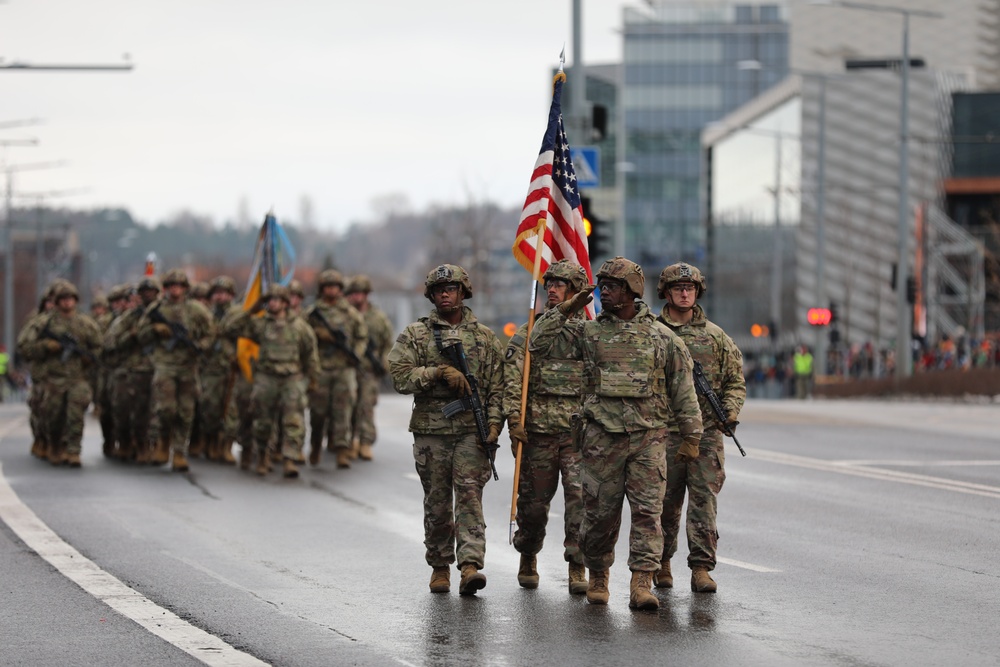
[
  {"xmin": 16, "ymin": 268, "xmax": 395, "ymax": 479},
  {"xmin": 16, "ymin": 254, "xmax": 746, "ymax": 612}
]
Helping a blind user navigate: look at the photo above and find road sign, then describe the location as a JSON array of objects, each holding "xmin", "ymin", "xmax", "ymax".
[{"xmin": 571, "ymin": 146, "xmax": 600, "ymax": 189}]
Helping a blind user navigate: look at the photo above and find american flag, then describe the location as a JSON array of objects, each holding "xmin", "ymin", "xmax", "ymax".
[{"xmin": 512, "ymin": 72, "xmax": 595, "ymax": 317}]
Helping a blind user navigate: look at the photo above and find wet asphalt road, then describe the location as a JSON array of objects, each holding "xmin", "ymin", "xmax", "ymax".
[{"xmin": 1, "ymin": 395, "xmax": 998, "ymax": 666}]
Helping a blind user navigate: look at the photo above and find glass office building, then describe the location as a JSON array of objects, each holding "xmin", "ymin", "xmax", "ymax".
[{"xmin": 621, "ymin": 2, "xmax": 789, "ymax": 270}]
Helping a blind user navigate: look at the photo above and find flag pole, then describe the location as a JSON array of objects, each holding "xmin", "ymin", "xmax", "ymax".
[{"xmin": 510, "ymin": 60, "xmax": 567, "ymax": 545}]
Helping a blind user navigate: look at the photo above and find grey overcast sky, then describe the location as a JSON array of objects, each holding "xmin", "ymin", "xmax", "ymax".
[{"xmin": 1, "ymin": 0, "xmax": 634, "ymax": 231}]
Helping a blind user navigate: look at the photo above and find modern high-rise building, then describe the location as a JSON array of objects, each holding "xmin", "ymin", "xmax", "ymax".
[{"xmin": 620, "ymin": 2, "xmax": 790, "ymax": 270}]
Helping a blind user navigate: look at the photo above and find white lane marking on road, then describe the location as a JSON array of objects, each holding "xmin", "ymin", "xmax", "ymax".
[
  {"xmin": 752, "ymin": 449, "xmax": 1000, "ymax": 500},
  {"xmin": 717, "ymin": 557, "xmax": 782, "ymax": 573},
  {"xmin": 0, "ymin": 462, "xmax": 269, "ymax": 667},
  {"xmin": 837, "ymin": 460, "xmax": 1000, "ymax": 467}
]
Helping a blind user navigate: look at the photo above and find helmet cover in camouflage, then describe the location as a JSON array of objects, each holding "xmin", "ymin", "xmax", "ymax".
[
  {"xmin": 423, "ymin": 264, "xmax": 473, "ymax": 300},
  {"xmin": 45, "ymin": 278, "xmax": 73, "ymax": 299},
  {"xmin": 543, "ymin": 259, "xmax": 590, "ymax": 293},
  {"xmin": 53, "ymin": 281, "xmax": 80, "ymax": 301},
  {"xmin": 137, "ymin": 276, "xmax": 162, "ymax": 293},
  {"xmin": 596, "ymin": 256, "xmax": 644, "ymax": 297},
  {"xmin": 190, "ymin": 281, "xmax": 211, "ymax": 300},
  {"xmin": 208, "ymin": 275, "xmax": 237, "ymax": 297},
  {"xmin": 91, "ymin": 293, "xmax": 109, "ymax": 309},
  {"xmin": 288, "ymin": 279, "xmax": 305, "ymax": 298},
  {"xmin": 265, "ymin": 284, "xmax": 291, "ymax": 303},
  {"xmin": 108, "ymin": 283, "xmax": 132, "ymax": 302},
  {"xmin": 345, "ymin": 274, "xmax": 373, "ymax": 295},
  {"xmin": 317, "ymin": 269, "xmax": 345, "ymax": 291},
  {"xmin": 657, "ymin": 262, "xmax": 707, "ymax": 298},
  {"xmin": 161, "ymin": 268, "xmax": 190, "ymax": 288}
]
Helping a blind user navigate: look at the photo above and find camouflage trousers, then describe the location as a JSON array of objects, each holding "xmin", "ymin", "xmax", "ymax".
[
  {"xmin": 350, "ymin": 370, "xmax": 380, "ymax": 447},
  {"xmin": 252, "ymin": 372, "xmax": 306, "ymax": 460},
  {"xmin": 28, "ymin": 381, "xmax": 45, "ymax": 442},
  {"xmin": 413, "ymin": 432, "xmax": 492, "ymax": 569},
  {"xmin": 198, "ymin": 368, "xmax": 238, "ymax": 443},
  {"xmin": 98, "ymin": 370, "xmax": 115, "ymax": 445},
  {"xmin": 38, "ymin": 377, "xmax": 92, "ymax": 456},
  {"xmin": 112, "ymin": 368, "xmax": 153, "ymax": 453},
  {"xmin": 579, "ymin": 423, "xmax": 667, "ymax": 572},
  {"xmin": 149, "ymin": 368, "xmax": 199, "ymax": 456},
  {"xmin": 233, "ymin": 373, "xmax": 254, "ymax": 450},
  {"xmin": 308, "ymin": 367, "xmax": 357, "ymax": 452},
  {"xmin": 661, "ymin": 430, "xmax": 726, "ymax": 571},
  {"xmin": 513, "ymin": 431, "xmax": 584, "ymax": 564}
]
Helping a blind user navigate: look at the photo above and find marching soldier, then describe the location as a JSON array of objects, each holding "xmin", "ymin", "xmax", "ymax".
[
  {"xmin": 387, "ymin": 264, "xmax": 505, "ymax": 596},
  {"xmin": 105, "ymin": 277, "xmax": 161, "ymax": 463},
  {"xmin": 224, "ymin": 285, "xmax": 318, "ymax": 478},
  {"xmin": 655, "ymin": 263, "xmax": 745, "ymax": 593},
  {"xmin": 304, "ymin": 269, "xmax": 367, "ymax": 468},
  {"xmin": 96, "ymin": 285, "xmax": 131, "ymax": 458},
  {"xmin": 503, "ymin": 260, "xmax": 590, "ymax": 594},
  {"xmin": 20, "ymin": 282, "xmax": 101, "ymax": 467},
  {"xmin": 197, "ymin": 275, "xmax": 241, "ymax": 464},
  {"xmin": 345, "ymin": 274, "xmax": 394, "ymax": 461},
  {"xmin": 287, "ymin": 280, "xmax": 305, "ymax": 320},
  {"xmin": 19, "ymin": 281, "xmax": 63, "ymax": 459},
  {"xmin": 137, "ymin": 269, "xmax": 214, "ymax": 472},
  {"xmin": 529, "ymin": 257, "xmax": 703, "ymax": 610}
]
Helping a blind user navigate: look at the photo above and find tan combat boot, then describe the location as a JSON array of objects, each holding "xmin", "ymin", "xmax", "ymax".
[
  {"xmin": 171, "ymin": 450, "xmax": 190, "ymax": 473},
  {"xmin": 308, "ymin": 445, "xmax": 321, "ymax": 466},
  {"xmin": 358, "ymin": 443, "xmax": 374, "ymax": 461},
  {"xmin": 30, "ymin": 439, "xmax": 45, "ymax": 459},
  {"xmin": 336, "ymin": 448, "xmax": 352, "ymax": 469},
  {"xmin": 691, "ymin": 567, "xmax": 717, "ymax": 593},
  {"xmin": 135, "ymin": 439, "xmax": 151, "ymax": 465},
  {"xmin": 568, "ymin": 562, "xmax": 588, "ymax": 595},
  {"xmin": 517, "ymin": 554, "xmax": 539, "ymax": 589},
  {"xmin": 586, "ymin": 569, "xmax": 609, "ymax": 605},
  {"xmin": 256, "ymin": 455, "xmax": 270, "ymax": 476},
  {"xmin": 349, "ymin": 437, "xmax": 360, "ymax": 460},
  {"xmin": 151, "ymin": 438, "xmax": 170, "ymax": 465},
  {"xmin": 459, "ymin": 564, "xmax": 487, "ymax": 596},
  {"xmin": 429, "ymin": 566, "xmax": 450, "ymax": 593},
  {"xmin": 219, "ymin": 437, "xmax": 236, "ymax": 465},
  {"xmin": 654, "ymin": 560, "xmax": 673, "ymax": 589},
  {"xmin": 629, "ymin": 571, "xmax": 659, "ymax": 610},
  {"xmin": 283, "ymin": 458, "xmax": 299, "ymax": 479},
  {"xmin": 48, "ymin": 444, "xmax": 66, "ymax": 466},
  {"xmin": 66, "ymin": 452, "xmax": 82, "ymax": 468}
]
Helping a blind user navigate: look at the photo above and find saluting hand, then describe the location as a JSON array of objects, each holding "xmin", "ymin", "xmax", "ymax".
[{"xmin": 558, "ymin": 286, "xmax": 595, "ymax": 316}]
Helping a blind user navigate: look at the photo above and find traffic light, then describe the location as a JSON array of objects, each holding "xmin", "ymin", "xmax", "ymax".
[
  {"xmin": 581, "ymin": 195, "xmax": 612, "ymax": 258},
  {"xmin": 829, "ymin": 301, "xmax": 839, "ymax": 325},
  {"xmin": 807, "ymin": 307, "xmax": 832, "ymax": 326},
  {"xmin": 906, "ymin": 276, "xmax": 917, "ymax": 305}
]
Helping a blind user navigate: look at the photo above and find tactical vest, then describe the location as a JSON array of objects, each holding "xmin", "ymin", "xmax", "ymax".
[
  {"xmin": 256, "ymin": 319, "xmax": 301, "ymax": 376},
  {"xmin": 591, "ymin": 318, "xmax": 666, "ymax": 398},
  {"xmin": 531, "ymin": 356, "xmax": 583, "ymax": 396}
]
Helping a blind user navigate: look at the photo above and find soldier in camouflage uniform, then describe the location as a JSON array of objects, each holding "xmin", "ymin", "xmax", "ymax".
[
  {"xmin": 503, "ymin": 260, "xmax": 590, "ymax": 594},
  {"xmin": 388, "ymin": 264, "xmax": 505, "ymax": 596},
  {"xmin": 530, "ymin": 257, "xmax": 703, "ymax": 610},
  {"xmin": 137, "ymin": 269, "xmax": 215, "ymax": 472},
  {"xmin": 20, "ymin": 282, "xmax": 102, "ymax": 467},
  {"xmin": 304, "ymin": 269, "xmax": 367, "ymax": 469},
  {"xmin": 95, "ymin": 286, "xmax": 131, "ymax": 459},
  {"xmin": 655, "ymin": 263, "xmax": 745, "ymax": 593},
  {"xmin": 225, "ymin": 285, "xmax": 319, "ymax": 478},
  {"xmin": 19, "ymin": 282, "xmax": 62, "ymax": 459},
  {"xmin": 87, "ymin": 294, "xmax": 109, "ymax": 426},
  {"xmin": 287, "ymin": 280, "xmax": 305, "ymax": 320},
  {"xmin": 345, "ymin": 274, "xmax": 394, "ymax": 462},
  {"xmin": 187, "ymin": 281, "xmax": 212, "ymax": 457},
  {"xmin": 105, "ymin": 277, "xmax": 160, "ymax": 463},
  {"xmin": 197, "ymin": 275, "xmax": 241, "ymax": 464}
]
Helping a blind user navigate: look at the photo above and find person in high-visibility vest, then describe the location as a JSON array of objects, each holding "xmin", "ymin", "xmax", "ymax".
[
  {"xmin": 793, "ymin": 345, "xmax": 814, "ymax": 399},
  {"xmin": 0, "ymin": 344, "xmax": 9, "ymax": 402}
]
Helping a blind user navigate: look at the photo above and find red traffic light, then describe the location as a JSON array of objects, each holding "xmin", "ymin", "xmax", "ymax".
[{"xmin": 807, "ymin": 307, "xmax": 832, "ymax": 326}]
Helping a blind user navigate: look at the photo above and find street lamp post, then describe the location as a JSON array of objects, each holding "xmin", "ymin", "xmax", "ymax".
[{"xmin": 810, "ymin": 1, "xmax": 944, "ymax": 379}]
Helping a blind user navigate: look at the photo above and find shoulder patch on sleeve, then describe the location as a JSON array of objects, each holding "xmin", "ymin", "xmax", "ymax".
[{"xmin": 505, "ymin": 346, "xmax": 516, "ymax": 361}]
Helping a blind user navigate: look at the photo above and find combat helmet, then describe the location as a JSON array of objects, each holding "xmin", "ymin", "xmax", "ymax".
[
  {"xmin": 596, "ymin": 257, "xmax": 644, "ymax": 297},
  {"xmin": 543, "ymin": 260, "xmax": 590, "ymax": 293},
  {"xmin": 345, "ymin": 274, "xmax": 373, "ymax": 295},
  {"xmin": 209, "ymin": 275, "xmax": 237, "ymax": 297},
  {"xmin": 265, "ymin": 284, "xmax": 291, "ymax": 303},
  {"xmin": 53, "ymin": 281, "xmax": 80, "ymax": 301},
  {"xmin": 423, "ymin": 264, "xmax": 473, "ymax": 300},
  {"xmin": 317, "ymin": 269, "xmax": 345, "ymax": 292},
  {"xmin": 657, "ymin": 262, "xmax": 706, "ymax": 299},
  {"xmin": 137, "ymin": 276, "xmax": 163, "ymax": 293},
  {"xmin": 288, "ymin": 279, "xmax": 305, "ymax": 299},
  {"xmin": 161, "ymin": 268, "xmax": 190, "ymax": 288},
  {"xmin": 108, "ymin": 284, "xmax": 132, "ymax": 302},
  {"xmin": 190, "ymin": 281, "xmax": 211, "ymax": 300},
  {"xmin": 45, "ymin": 278, "xmax": 73, "ymax": 300}
]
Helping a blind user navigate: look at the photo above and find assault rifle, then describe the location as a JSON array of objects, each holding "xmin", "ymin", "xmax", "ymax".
[
  {"xmin": 40, "ymin": 323, "xmax": 97, "ymax": 365},
  {"xmin": 147, "ymin": 301, "xmax": 201, "ymax": 354},
  {"xmin": 692, "ymin": 360, "xmax": 746, "ymax": 457},
  {"xmin": 440, "ymin": 342, "xmax": 499, "ymax": 481},
  {"xmin": 307, "ymin": 309, "xmax": 362, "ymax": 366}
]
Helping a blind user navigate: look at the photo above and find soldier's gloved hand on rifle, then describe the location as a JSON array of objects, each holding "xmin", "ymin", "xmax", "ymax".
[
  {"xmin": 725, "ymin": 420, "xmax": 739, "ymax": 434},
  {"xmin": 42, "ymin": 339, "xmax": 62, "ymax": 354},
  {"xmin": 314, "ymin": 327, "xmax": 334, "ymax": 343},
  {"xmin": 487, "ymin": 423, "xmax": 501, "ymax": 446},
  {"xmin": 508, "ymin": 418, "xmax": 528, "ymax": 457},
  {"xmin": 674, "ymin": 435, "xmax": 701, "ymax": 464},
  {"xmin": 152, "ymin": 323, "xmax": 173, "ymax": 339},
  {"xmin": 557, "ymin": 285, "xmax": 596, "ymax": 316},
  {"xmin": 436, "ymin": 364, "xmax": 471, "ymax": 396}
]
